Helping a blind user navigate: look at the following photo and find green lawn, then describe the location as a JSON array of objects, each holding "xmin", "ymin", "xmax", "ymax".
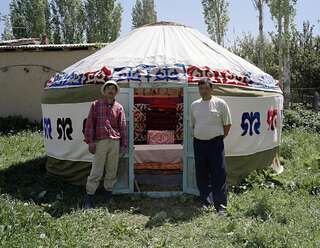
[{"xmin": 0, "ymin": 129, "xmax": 319, "ymax": 247}]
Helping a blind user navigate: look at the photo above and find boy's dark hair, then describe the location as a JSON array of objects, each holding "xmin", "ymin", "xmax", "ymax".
[{"xmin": 198, "ymin": 78, "xmax": 213, "ymax": 88}]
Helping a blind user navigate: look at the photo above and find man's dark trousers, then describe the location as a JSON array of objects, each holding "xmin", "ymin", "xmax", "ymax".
[{"xmin": 193, "ymin": 135, "xmax": 228, "ymax": 209}]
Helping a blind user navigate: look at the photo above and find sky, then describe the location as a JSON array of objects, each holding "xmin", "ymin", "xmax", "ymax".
[{"xmin": 0, "ymin": 0, "xmax": 319, "ymax": 44}]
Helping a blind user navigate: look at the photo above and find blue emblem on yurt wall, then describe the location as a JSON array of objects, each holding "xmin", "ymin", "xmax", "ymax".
[{"xmin": 241, "ymin": 112, "xmax": 261, "ymax": 136}]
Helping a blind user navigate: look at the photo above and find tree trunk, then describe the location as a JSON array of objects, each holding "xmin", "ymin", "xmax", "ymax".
[
  {"xmin": 257, "ymin": 0, "xmax": 265, "ymax": 70},
  {"xmin": 283, "ymin": 12, "xmax": 291, "ymax": 109},
  {"xmin": 216, "ymin": 1, "xmax": 222, "ymax": 45},
  {"xmin": 277, "ymin": 1, "xmax": 283, "ymax": 90},
  {"xmin": 283, "ymin": 54, "xmax": 291, "ymax": 108}
]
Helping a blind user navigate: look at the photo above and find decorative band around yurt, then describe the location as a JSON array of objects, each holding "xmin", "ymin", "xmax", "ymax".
[{"xmin": 45, "ymin": 64, "xmax": 281, "ymax": 93}]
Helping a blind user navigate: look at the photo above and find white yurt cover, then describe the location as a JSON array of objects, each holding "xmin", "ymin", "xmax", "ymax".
[{"xmin": 46, "ymin": 22, "xmax": 280, "ymax": 93}]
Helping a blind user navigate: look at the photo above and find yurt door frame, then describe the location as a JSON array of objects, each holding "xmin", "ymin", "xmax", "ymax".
[
  {"xmin": 113, "ymin": 87, "xmax": 135, "ymax": 194},
  {"xmin": 183, "ymin": 86, "xmax": 200, "ymax": 195},
  {"xmin": 124, "ymin": 83, "xmax": 200, "ymax": 196}
]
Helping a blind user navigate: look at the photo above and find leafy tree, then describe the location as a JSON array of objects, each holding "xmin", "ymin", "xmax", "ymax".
[
  {"xmin": 231, "ymin": 33, "xmax": 279, "ymax": 78},
  {"xmin": 290, "ymin": 21, "xmax": 320, "ymax": 90},
  {"xmin": 268, "ymin": 0, "xmax": 297, "ymax": 108},
  {"xmin": 231, "ymin": 20, "xmax": 320, "ymax": 104},
  {"xmin": 85, "ymin": 0, "xmax": 123, "ymax": 43},
  {"xmin": 50, "ymin": 0, "xmax": 86, "ymax": 43},
  {"xmin": 132, "ymin": 0, "xmax": 157, "ymax": 28},
  {"xmin": 9, "ymin": 0, "xmax": 51, "ymax": 39},
  {"xmin": 251, "ymin": 0, "xmax": 269, "ymax": 70},
  {"xmin": 202, "ymin": 0, "xmax": 229, "ymax": 46},
  {"xmin": 1, "ymin": 14, "xmax": 14, "ymax": 40}
]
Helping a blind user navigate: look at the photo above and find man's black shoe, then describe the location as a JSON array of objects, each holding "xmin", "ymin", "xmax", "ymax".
[
  {"xmin": 216, "ymin": 204, "xmax": 227, "ymax": 217},
  {"xmin": 104, "ymin": 190, "xmax": 112, "ymax": 204}
]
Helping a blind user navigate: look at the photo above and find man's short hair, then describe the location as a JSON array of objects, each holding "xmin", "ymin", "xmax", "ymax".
[{"xmin": 198, "ymin": 78, "xmax": 213, "ymax": 88}]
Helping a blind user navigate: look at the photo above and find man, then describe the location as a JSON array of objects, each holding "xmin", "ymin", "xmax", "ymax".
[
  {"xmin": 190, "ymin": 78, "xmax": 232, "ymax": 216},
  {"xmin": 83, "ymin": 80, "xmax": 128, "ymax": 209}
]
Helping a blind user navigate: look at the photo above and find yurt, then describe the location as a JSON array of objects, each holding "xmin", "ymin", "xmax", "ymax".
[{"xmin": 41, "ymin": 22, "xmax": 283, "ymax": 195}]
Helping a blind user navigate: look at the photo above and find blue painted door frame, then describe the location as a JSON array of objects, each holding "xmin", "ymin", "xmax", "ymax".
[{"xmin": 115, "ymin": 84, "xmax": 200, "ymax": 196}]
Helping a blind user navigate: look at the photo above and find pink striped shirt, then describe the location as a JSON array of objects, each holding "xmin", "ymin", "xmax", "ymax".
[{"xmin": 84, "ymin": 99, "xmax": 128, "ymax": 148}]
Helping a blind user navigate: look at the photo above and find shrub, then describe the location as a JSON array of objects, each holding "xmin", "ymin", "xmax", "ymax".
[
  {"xmin": 0, "ymin": 116, "xmax": 42, "ymax": 135},
  {"xmin": 283, "ymin": 104, "xmax": 320, "ymax": 132}
]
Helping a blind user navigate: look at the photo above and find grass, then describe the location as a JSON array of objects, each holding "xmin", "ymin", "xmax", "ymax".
[{"xmin": 0, "ymin": 129, "xmax": 320, "ymax": 247}]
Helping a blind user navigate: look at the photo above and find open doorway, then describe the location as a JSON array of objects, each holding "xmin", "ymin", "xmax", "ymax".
[{"xmin": 133, "ymin": 87, "xmax": 184, "ymax": 192}]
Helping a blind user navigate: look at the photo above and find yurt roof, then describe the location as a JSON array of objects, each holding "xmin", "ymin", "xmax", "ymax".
[{"xmin": 46, "ymin": 22, "xmax": 281, "ymax": 93}]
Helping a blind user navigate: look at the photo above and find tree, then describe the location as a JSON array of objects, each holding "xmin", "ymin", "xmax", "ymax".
[
  {"xmin": 51, "ymin": 0, "xmax": 86, "ymax": 44},
  {"xmin": 268, "ymin": 0, "xmax": 297, "ymax": 108},
  {"xmin": 51, "ymin": 0, "xmax": 61, "ymax": 43},
  {"xmin": 231, "ymin": 33, "xmax": 279, "ymax": 79},
  {"xmin": 132, "ymin": 0, "xmax": 157, "ymax": 28},
  {"xmin": 44, "ymin": 0, "xmax": 51, "ymax": 40},
  {"xmin": 85, "ymin": 0, "xmax": 123, "ymax": 43},
  {"xmin": 202, "ymin": 0, "xmax": 229, "ymax": 46},
  {"xmin": 1, "ymin": 14, "xmax": 14, "ymax": 40},
  {"xmin": 290, "ymin": 21, "xmax": 320, "ymax": 90},
  {"xmin": 251, "ymin": 0, "xmax": 269, "ymax": 70},
  {"xmin": 9, "ymin": 0, "xmax": 51, "ymax": 39}
]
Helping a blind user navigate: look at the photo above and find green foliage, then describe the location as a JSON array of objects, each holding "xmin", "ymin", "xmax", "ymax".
[
  {"xmin": 268, "ymin": 0, "xmax": 297, "ymax": 24},
  {"xmin": 85, "ymin": 0, "xmax": 123, "ymax": 43},
  {"xmin": 132, "ymin": 0, "xmax": 157, "ymax": 28},
  {"xmin": 202, "ymin": 0, "xmax": 229, "ymax": 46},
  {"xmin": 233, "ymin": 128, "xmax": 320, "ymax": 195},
  {"xmin": 5, "ymin": 0, "xmax": 124, "ymax": 44},
  {"xmin": 9, "ymin": 0, "xmax": 51, "ymax": 39},
  {"xmin": 50, "ymin": 0, "xmax": 86, "ymax": 44},
  {"xmin": 231, "ymin": 33, "xmax": 280, "ymax": 78},
  {"xmin": 0, "ymin": 116, "xmax": 42, "ymax": 135},
  {"xmin": 290, "ymin": 21, "xmax": 320, "ymax": 89},
  {"xmin": 232, "ymin": 21, "xmax": 320, "ymax": 93},
  {"xmin": 0, "ymin": 196, "xmax": 53, "ymax": 246},
  {"xmin": 1, "ymin": 15, "xmax": 14, "ymax": 40},
  {"xmin": 0, "ymin": 111, "xmax": 319, "ymax": 247},
  {"xmin": 283, "ymin": 104, "xmax": 320, "ymax": 132}
]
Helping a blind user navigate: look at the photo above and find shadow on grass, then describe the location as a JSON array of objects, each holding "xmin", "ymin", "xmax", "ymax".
[{"xmin": 0, "ymin": 156, "xmax": 203, "ymax": 227}]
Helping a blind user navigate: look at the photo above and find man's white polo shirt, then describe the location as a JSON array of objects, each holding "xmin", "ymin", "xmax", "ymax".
[{"xmin": 190, "ymin": 96, "xmax": 232, "ymax": 140}]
